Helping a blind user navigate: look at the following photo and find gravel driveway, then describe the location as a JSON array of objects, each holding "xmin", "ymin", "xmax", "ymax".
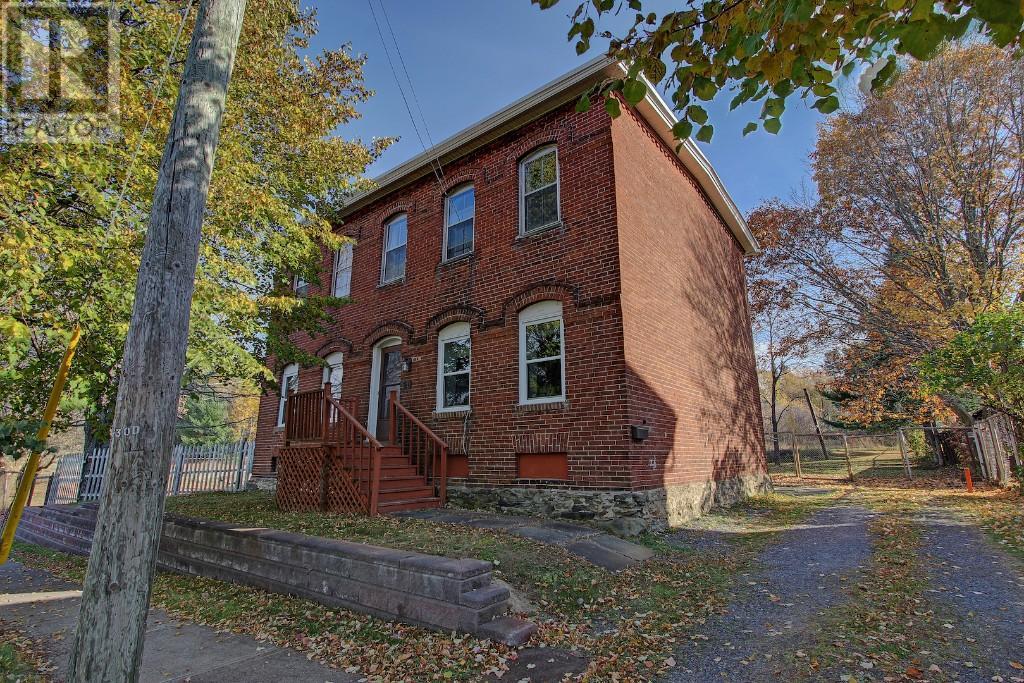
[
  {"xmin": 916, "ymin": 507, "xmax": 1024, "ymax": 682},
  {"xmin": 663, "ymin": 501, "xmax": 876, "ymax": 681}
]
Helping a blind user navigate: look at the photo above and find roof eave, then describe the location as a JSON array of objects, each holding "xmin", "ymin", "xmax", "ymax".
[{"xmin": 340, "ymin": 58, "xmax": 759, "ymax": 256}]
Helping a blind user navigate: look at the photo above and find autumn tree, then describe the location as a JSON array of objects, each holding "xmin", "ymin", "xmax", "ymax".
[
  {"xmin": 748, "ymin": 43, "xmax": 1024, "ymax": 425},
  {"xmin": 920, "ymin": 305, "xmax": 1024, "ymax": 422},
  {"xmin": 0, "ymin": 0, "xmax": 387, "ymax": 453},
  {"xmin": 534, "ymin": 0, "xmax": 1023, "ymax": 141},
  {"xmin": 747, "ymin": 218, "xmax": 825, "ymax": 459}
]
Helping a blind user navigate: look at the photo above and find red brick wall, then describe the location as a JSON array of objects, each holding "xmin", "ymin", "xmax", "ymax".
[
  {"xmin": 611, "ymin": 106, "xmax": 766, "ymax": 491},
  {"xmin": 254, "ymin": 102, "xmax": 635, "ymax": 489}
]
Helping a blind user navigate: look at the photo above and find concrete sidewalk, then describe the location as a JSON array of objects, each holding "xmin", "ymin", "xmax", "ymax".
[
  {"xmin": 392, "ymin": 508, "xmax": 654, "ymax": 571},
  {"xmin": 0, "ymin": 561, "xmax": 353, "ymax": 683}
]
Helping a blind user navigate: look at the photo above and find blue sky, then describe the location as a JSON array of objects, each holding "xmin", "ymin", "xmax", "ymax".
[{"xmin": 303, "ymin": 1, "xmax": 826, "ymax": 214}]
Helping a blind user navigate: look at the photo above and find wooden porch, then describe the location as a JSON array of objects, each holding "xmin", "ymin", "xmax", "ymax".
[{"xmin": 276, "ymin": 384, "xmax": 448, "ymax": 515}]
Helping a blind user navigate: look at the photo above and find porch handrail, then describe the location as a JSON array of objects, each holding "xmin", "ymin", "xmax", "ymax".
[
  {"xmin": 284, "ymin": 388, "xmax": 325, "ymax": 443},
  {"xmin": 389, "ymin": 395, "xmax": 448, "ymax": 505},
  {"xmin": 326, "ymin": 394, "xmax": 382, "ymax": 515}
]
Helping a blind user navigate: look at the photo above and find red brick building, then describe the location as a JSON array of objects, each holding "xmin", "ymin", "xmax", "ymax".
[{"xmin": 253, "ymin": 58, "xmax": 768, "ymax": 530}]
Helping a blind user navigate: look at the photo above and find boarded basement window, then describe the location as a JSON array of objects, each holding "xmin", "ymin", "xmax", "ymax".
[
  {"xmin": 447, "ymin": 454, "xmax": 469, "ymax": 478},
  {"xmin": 517, "ymin": 453, "xmax": 568, "ymax": 480}
]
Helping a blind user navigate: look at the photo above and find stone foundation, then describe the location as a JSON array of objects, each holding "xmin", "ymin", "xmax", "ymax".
[
  {"xmin": 447, "ymin": 471, "xmax": 772, "ymax": 535},
  {"xmin": 247, "ymin": 476, "xmax": 278, "ymax": 493}
]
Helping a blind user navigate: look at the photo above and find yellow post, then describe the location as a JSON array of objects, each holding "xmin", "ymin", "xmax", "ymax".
[{"xmin": 0, "ymin": 324, "xmax": 81, "ymax": 563}]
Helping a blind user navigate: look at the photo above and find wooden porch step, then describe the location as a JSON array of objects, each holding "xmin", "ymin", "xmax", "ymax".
[
  {"xmin": 377, "ymin": 485, "xmax": 435, "ymax": 502},
  {"xmin": 377, "ymin": 497, "xmax": 442, "ymax": 513},
  {"xmin": 379, "ymin": 475, "xmax": 431, "ymax": 489},
  {"xmin": 380, "ymin": 464, "xmax": 418, "ymax": 477}
]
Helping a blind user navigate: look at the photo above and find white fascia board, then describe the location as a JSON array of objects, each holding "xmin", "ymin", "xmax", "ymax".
[
  {"xmin": 340, "ymin": 56, "xmax": 615, "ymax": 216},
  {"xmin": 341, "ymin": 57, "xmax": 758, "ymax": 256}
]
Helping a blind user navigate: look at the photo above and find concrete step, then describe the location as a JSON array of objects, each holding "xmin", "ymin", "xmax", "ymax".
[
  {"xmin": 476, "ymin": 617, "xmax": 537, "ymax": 647},
  {"xmin": 21, "ymin": 516, "xmax": 94, "ymax": 544},
  {"xmin": 459, "ymin": 583, "xmax": 511, "ymax": 609}
]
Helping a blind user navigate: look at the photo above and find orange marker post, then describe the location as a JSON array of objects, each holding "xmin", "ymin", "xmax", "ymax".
[{"xmin": 964, "ymin": 467, "xmax": 974, "ymax": 493}]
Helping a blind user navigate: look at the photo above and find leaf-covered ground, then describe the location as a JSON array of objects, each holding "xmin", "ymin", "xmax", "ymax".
[
  {"xmin": 8, "ymin": 483, "xmax": 1022, "ymax": 682},
  {"xmin": 7, "ymin": 491, "xmax": 829, "ymax": 682}
]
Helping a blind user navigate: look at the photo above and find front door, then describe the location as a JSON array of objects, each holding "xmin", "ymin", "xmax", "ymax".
[{"xmin": 376, "ymin": 345, "xmax": 402, "ymax": 441}]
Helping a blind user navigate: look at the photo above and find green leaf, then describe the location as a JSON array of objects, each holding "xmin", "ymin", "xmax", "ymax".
[
  {"xmin": 575, "ymin": 94, "xmax": 592, "ymax": 113},
  {"xmin": 693, "ymin": 77, "xmax": 718, "ymax": 101},
  {"xmin": 604, "ymin": 96, "xmax": 622, "ymax": 117},
  {"xmin": 763, "ymin": 117, "xmax": 782, "ymax": 134},
  {"xmin": 671, "ymin": 119, "xmax": 693, "ymax": 139},
  {"xmin": 772, "ymin": 79, "xmax": 794, "ymax": 98},
  {"xmin": 623, "ymin": 78, "xmax": 648, "ymax": 105},
  {"xmin": 687, "ymin": 104, "xmax": 709, "ymax": 124},
  {"xmin": 812, "ymin": 95, "xmax": 840, "ymax": 114},
  {"xmin": 695, "ymin": 124, "xmax": 714, "ymax": 142},
  {"xmin": 742, "ymin": 121, "xmax": 757, "ymax": 136},
  {"xmin": 763, "ymin": 97, "xmax": 785, "ymax": 118}
]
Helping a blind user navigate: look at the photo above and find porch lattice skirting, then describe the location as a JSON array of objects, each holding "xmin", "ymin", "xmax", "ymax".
[{"xmin": 15, "ymin": 504, "xmax": 536, "ymax": 645}]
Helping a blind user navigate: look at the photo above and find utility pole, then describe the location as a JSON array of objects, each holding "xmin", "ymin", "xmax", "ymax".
[
  {"xmin": 804, "ymin": 388, "xmax": 830, "ymax": 461},
  {"xmin": 67, "ymin": 1, "xmax": 246, "ymax": 680}
]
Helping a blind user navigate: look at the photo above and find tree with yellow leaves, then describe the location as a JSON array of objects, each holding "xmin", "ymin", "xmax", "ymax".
[
  {"xmin": 0, "ymin": 1, "xmax": 390, "ymax": 453},
  {"xmin": 748, "ymin": 43, "xmax": 1023, "ymax": 426}
]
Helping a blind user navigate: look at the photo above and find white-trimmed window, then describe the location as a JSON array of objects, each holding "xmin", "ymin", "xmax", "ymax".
[
  {"xmin": 518, "ymin": 300, "xmax": 565, "ymax": 404},
  {"xmin": 276, "ymin": 363, "xmax": 299, "ymax": 426},
  {"xmin": 444, "ymin": 185, "xmax": 474, "ymax": 261},
  {"xmin": 292, "ymin": 275, "xmax": 310, "ymax": 297},
  {"xmin": 436, "ymin": 322, "xmax": 471, "ymax": 411},
  {"xmin": 519, "ymin": 146, "xmax": 560, "ymax": 235},
  {"xmin": 381, "ymin": 214, "xmax": 407, "ymax": 284},
  {"xmin": 332, "ymin": 243, "xmax": 353, "ymax": 297},
  {"xmin": 321, "ymin": 352, "xmax": 343, "ymax": 399}
]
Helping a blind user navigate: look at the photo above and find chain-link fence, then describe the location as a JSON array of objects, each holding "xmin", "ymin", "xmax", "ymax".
[{"xmin": 765, "ymin": 427, "xmax": 973, "ymax": 481}]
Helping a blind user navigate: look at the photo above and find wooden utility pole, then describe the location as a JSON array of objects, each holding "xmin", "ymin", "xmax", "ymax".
[
  {"xmin": 803, "ymin": 388, "xmax": 830, "ymax": 461},
  {"xmin": 67, "ymin": 1, "xmax": 246, "ymax": 680}
]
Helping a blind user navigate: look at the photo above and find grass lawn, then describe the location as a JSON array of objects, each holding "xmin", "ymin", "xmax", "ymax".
[
  {"xmin": 0, "ymin": 632, "xmax": 52, "ymax": 683},
  {"xmin": 10, "ymin": 490, "xmax": 832, "ymax": 682}
]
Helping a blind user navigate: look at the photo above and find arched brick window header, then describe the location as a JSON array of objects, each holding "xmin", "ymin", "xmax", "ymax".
[{"xmin": 501, "ymin": 282, "xmax": 578, "ymax": 326}]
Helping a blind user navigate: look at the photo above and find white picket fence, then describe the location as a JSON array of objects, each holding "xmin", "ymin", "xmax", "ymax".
[{"xmin": 45, "ymin": 441, "xmax": 255, "ymax": 505}]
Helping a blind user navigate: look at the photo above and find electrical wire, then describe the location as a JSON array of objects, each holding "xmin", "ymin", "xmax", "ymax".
[{"xmin": 366, "ymin": 0, "xmax": 445, "ymax": 187}]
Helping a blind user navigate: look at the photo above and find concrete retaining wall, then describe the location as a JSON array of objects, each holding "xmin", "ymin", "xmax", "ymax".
[{"xmin": 15, "ymin": 505, "xmax": 534, "ymax": 645}]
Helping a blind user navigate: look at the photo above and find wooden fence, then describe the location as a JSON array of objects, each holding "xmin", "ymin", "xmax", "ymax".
[
  {"xmin": 44, "ymin": 440, "xmax": 255, "ymax": 505},
  {"xmin": 766, "ymin": 414, "xmax": 1021, "ymax": 485}
]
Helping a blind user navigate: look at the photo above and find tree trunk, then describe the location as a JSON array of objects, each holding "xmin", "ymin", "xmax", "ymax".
[{"xmin": 67, "ymin": 2, "xmax": 246, "ymax": 680}]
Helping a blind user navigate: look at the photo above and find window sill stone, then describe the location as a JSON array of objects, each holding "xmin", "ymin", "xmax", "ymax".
[
  {"xmin": 514, "ymin": 221, "xmax": 563, "ymax": 244},
  {"xmin": 432, "ymin": 408, "xmax": 471, "ymax": 420},
  {"xmin": 377, "ymin": 277, "xmax": 406, "ymax": 290},
  {"xmin": 514, "ymin": 400, "xmax": 568, "ymax": 414}
]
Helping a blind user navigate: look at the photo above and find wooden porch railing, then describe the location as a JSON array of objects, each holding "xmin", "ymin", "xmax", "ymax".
[
  {"xmin": 281, "ymin": 385, "xmax": 382, "ymax": 515},
  {"xmin": 389, "ymin": 394, "xmax": 448, "ymax": 506},
  {"xmin": 284, "ymin": 387, "xmax": 325, "ymax": 443}
]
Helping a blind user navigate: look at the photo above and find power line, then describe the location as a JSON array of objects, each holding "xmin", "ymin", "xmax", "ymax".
[{"xmin": 366, "ymin": 0, "xmax": 445, "ymax": 186}]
